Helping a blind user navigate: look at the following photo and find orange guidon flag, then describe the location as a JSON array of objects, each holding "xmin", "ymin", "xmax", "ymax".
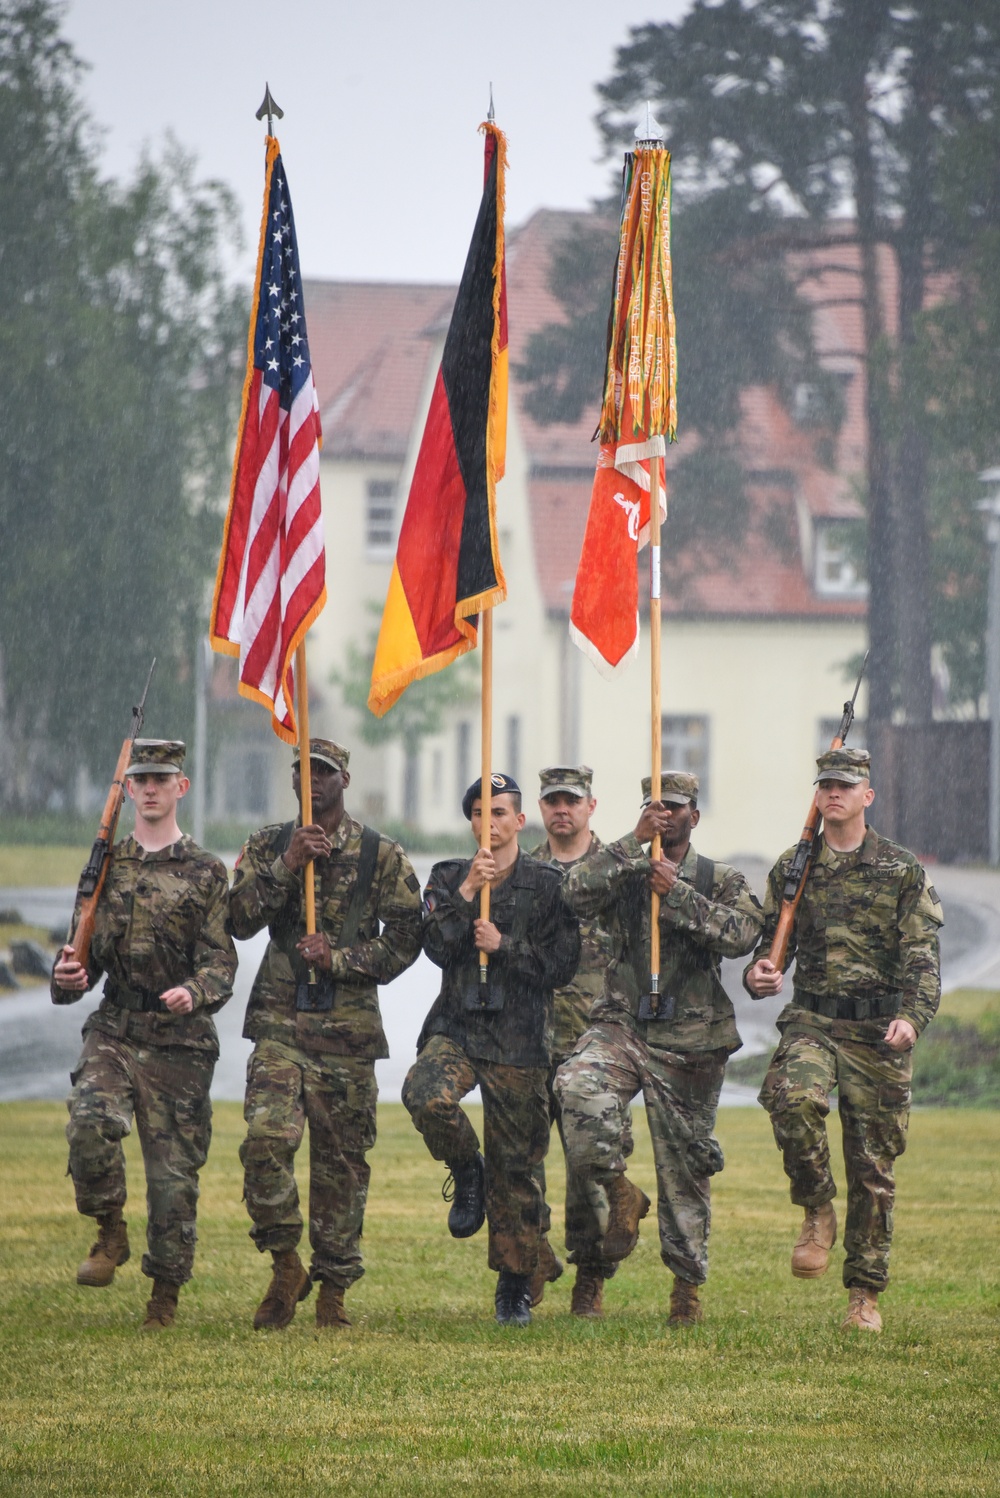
[
  {"xmin": 368, "ymin": 123, "xmax": 508, "ymax": 716},
  {"xmin": 570, "ymin": 145, "xmax": 676, "ymax": 677}
]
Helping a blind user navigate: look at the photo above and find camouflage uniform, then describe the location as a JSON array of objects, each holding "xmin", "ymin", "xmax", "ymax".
[
  {"xmin": 403, "ymin": 849, "xmax": 581, "ymax": 1274},
  {"xmin": 54, "ymin": 797, "xmax": 235, "ymax": 1287},
  {"xmin": 528, "ymin": 826, "xmax": 614, "ymax": 1256},
  {"xmin": 749, "ymin": 800, "xmax": 943, "ymax": 1291},
  {"xmin": 555, "ymin": 774, "xmax": 763, "ymax": 1285},
  {"xmin": 229, "ymin": 781, "xmax": 422, "ymax": 1289}
]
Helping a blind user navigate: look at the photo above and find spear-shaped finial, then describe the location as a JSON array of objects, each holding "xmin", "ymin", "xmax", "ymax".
[
  {"xmin": 255, "ymin": 83, "xmax": 284, "ymax": 137},
  {"xmin": 487, "ymin": 82, "xmax": 495, "ymax": 123},
  {"xmin": 635, "ymin": 100, "xmax": 664, "ymax": 147}
]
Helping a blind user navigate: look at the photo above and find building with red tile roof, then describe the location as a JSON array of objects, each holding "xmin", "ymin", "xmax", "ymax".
[{"xmin": 216, "ymin": 209, "xmax": 871, "ymax": 856}]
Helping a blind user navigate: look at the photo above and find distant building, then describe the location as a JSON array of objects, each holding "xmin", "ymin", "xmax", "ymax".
[{"xmin": 214, "ymin": 210, "xmax": 870, "ymax": 859}]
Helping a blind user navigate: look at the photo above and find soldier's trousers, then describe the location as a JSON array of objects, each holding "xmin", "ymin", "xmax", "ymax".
[
  {"xmin": 402, "ymin": 1033, "xmax": 550, "ymax": 1276},
  {"xmin": 555, "ymin": 1021, "xmax": 727, "ymax": 1284},
  {"xmin": 534, "ymin": 1054, "xmax": 622, "ymax": 1257},
  {"xmin": 240, "ymin": 1037, "xmax": 377, "ymax": 1288},
  {"xmin": 758, "ymin": 1013, "xmax": 912, "ymax": 1291},
  {"xmin": 66, "ymin": 1030, "xmax": 214, "ymax": 1285}
]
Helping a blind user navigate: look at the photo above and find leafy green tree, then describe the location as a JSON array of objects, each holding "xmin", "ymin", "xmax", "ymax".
[
  {"xmin": 523, "ymin": 1, "xmax": 1000, "ymax": 730},
  {"xmin": 332, "ymin": 605, "xmax": 477, "ymax": 827},
  {"xmin": 0, "ymin": 0, "xmax": 243, "ymax": 812},
  {"xmin": 516, "ymin": 185, "xmax": 835, "ymax": 576}
]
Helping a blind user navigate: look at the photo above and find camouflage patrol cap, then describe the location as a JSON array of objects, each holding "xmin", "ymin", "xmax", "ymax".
[
  {"xmin": 538, "ymin": 765, "xmax": 594, "ymax": 800},
  {"xmin": 462, "ymin": 772, "xmax": 520, "ymax": 821},
  {"xmin": 814, "ymin": 746, "xmax": 871, "ymax": 784},
  {"xmin": 641, "ymin": 770, "xmax": 699, "ymax": 807},
  {"xmin": 126, "ymin": 739, "xmax": 186, "ymax": 775},
  {"xmin": 292, "ymin": 738, "xmax": 350, "ymax": 772}
]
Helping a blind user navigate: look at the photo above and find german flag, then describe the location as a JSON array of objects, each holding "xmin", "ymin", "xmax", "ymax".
[{"xmin": 368, "ymin": 123, "xmax": 508, "ymax": 716}]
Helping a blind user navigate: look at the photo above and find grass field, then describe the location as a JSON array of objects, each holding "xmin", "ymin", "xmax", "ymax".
[
  {"xmin": 1, "ymin": 1103, "xmax": 997, "ymax": 1496},
  {"xmin": 0, "ymin": 845, "xmax": 90, "ymax": 889}
]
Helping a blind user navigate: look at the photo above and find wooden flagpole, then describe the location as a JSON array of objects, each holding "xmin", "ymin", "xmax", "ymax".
[
  {"xmin": 479, "ymin": 607, "xmax": 493, "ymax": 986},
  {"xmin": 295, "ymin": 640, "xmax": 317, "ymax": 946},
  {"xmin": 648, "ymin": 455, "xmax": 663, "ymax": 1012}
]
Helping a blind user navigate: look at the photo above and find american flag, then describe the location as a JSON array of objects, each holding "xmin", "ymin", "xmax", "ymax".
[{"xmin": 210, "ymin": 139, "xmax": 326, "ymax": 741}]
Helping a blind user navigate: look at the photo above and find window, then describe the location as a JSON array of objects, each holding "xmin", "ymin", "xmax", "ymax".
[
  {"xmin": 793, "ymin": 382, "xmax": 825, "ymax": 426},
  {"xmin": 365, "ymin": 479, "xmax": 396, "ymax": 557},
  {"xmin": 431, "ymin": 748, "xmax": 444, "ymax": 806},
  {"xmin": 223, "ymin": 748, "xmax": 270, "ymax": 819},
  {"xmin": 506, "ymin": 715, "xmax": 521, "ymax": 784},
  {"xmin": 456, "ymin": 721, "xmax": 471, "ymax": 806},
  {"xmin": 661, "ymin": 715, "xmax": 710, "ymax": 808},
  {"xmin": 814, "ymin": 520, "xmax": 867, "ymax": 599},
  {"xmin": 817, "ymin": 718, "xmax": 867, "ymax": 756}
]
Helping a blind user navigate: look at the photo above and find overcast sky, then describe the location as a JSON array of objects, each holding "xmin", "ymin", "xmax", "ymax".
[{"xmin": 63, "ymin": 0, "xmax": 689, "ymax": 285}]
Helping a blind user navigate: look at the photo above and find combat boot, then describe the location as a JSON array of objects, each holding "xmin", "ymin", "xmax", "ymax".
[
  {"xmin": 841, "ymin": 1286, "xmax": 882, "ymax": 1333},
  {"xmin": 668, "ymin": 1276, "xmax": 703, "ymax": 1327},
  {"xmin": 494, "ymin": 1269, "xmax": 532, "ymax": 1326},
  {"xmin": 528, "ymin": 1236, "xmax": 564, "ymax": 1308},
  {"xmin": 442, "ymin": 1152, "xmax": 486, "ymax": 1239},
  {"xmin": 253, "ymin": 1249, "xmax": 312, "ymax": 1330},
  {"xmin": 76, "ymin": 1211, "xmax": 130, "ymax": 1287},
  {"xmin": 569, "ymin": 1265, "xmax": 604, "ymax": 1319},
  {"xmin": 141, "ymin": 1279, "xmax": 179, "ymax": 1331},
  {"xmin": 602, "ymin": 1173, "xmax": 651, "ymax": 1261},
  {"xmin": 791, "ymin": 1201, "xmax": 837, "ymax": 1279},
  {"xmin": 316, "ymin": 1281, "xmax": 352, "ymax": 1329}
]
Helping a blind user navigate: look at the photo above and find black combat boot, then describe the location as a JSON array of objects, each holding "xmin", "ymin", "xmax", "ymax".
[
  {"xmin": 495, "ymin": 1270, "xmax": 532, "ymax": 1326},
  {"xmin": 442, "ymin": 1153, "xmax": 486, "ymax": 1238}
]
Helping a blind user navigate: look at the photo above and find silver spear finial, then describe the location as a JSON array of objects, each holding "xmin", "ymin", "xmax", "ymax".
[
  {"xmin": 255, "ymin": 83, "xmax": 284, "ymax": 137},
  {"xmin": 488, "ymin": 83, "xmax": 495, "ymax": 123},
  {"xmin": 635, "ymin": 100, "xmax": 664, "ymax": 147}
]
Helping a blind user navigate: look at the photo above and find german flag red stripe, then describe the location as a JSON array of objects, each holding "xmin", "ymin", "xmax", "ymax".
[{"xmin": 368, "ymin": 123, "xmax": 507, "ymax": 716}]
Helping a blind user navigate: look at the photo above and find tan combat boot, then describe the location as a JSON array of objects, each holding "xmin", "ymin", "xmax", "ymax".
[
  {"xmin": 529, "ymin": 1235, "xmax": 565, "ymax": 1308},
  {"xmin": 569, "ymin": 1265, "xmax": 604, "ymax": 1319},
  {"xmin": 316, "ymin": 1281, "xmax": 351, "ymax": 1329},
  {"xmin": 141, "ymin": 1279, "xmax": 179, "ymax": 1331},
  {"xmin": 841, "ymin": 1286, "xmax": 882, "ymax": 1333},
  {"xmin": 602, "ymin": 1174, "xmax": 651, "ymax": 1261},
  {"xmin": 253, "ymin": 1249, "xmax": 312, "ymax": 1330},
  {"xmin": 791, "ymin": 1201, "xmax": 837, "ymax": 1279},
  {"xmin": 76, "ymin": 1212, "xmax": 130, "ymax": 1287},
  {"xmin": 668, "ymin": 1276, "xmax": 704, "ymax": 1326}
]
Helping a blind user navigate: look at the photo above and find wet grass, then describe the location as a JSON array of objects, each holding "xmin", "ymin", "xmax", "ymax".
[
  {"xmin": 0, "ymin": 1103, "xmax": 997, "ymax": 1495},
  {"xmin": 0, "ymin": 845, "xmax": 90, "ymax": 888}
]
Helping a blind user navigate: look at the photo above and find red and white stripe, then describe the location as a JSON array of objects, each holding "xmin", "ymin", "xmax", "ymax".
[{"xmin": 213, "ymin": 368, "xmax": 325, "ymax": 738}]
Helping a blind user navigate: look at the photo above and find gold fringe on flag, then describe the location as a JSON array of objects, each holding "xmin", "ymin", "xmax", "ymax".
[{"xmin": 597, "ymin": 148, "xmax": 677, "ymax": 449}]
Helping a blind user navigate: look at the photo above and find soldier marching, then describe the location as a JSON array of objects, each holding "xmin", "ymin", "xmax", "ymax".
[{"xmin": 48, "ymin": 730, "xmax": 942, "ymax": 1336}]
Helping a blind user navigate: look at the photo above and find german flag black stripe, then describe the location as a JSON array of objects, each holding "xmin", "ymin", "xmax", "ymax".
[{"xmin": 368, "ymin": 124, "xmax": 508, "ymax": 716}]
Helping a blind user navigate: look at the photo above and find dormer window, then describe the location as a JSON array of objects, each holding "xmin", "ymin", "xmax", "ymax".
[{"xmin": 814, "ymin": 520, "xmax": 867, "ymax": 599}]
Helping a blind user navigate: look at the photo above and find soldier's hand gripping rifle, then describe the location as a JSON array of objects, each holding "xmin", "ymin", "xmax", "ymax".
[
  {"xmin": 68, "ymin": 660, "xmax": 156, "ymax": 969},
  {"xmin": 767, "ymin": 652, "xmax": 869, "ymax": 970}
]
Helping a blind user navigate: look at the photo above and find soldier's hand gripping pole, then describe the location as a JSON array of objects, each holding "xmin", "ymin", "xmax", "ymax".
[
  {"xmin": 69, "ymin": 659, "xmax": 156, "ymax": 969},
  {"xmin": 768, "ymin": 651, "xmax": 869, "ymax": 970}
]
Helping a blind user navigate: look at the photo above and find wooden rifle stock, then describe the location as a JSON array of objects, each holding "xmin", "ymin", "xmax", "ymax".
[
  {"xmin": 766, "ymin": 652, "xmax": 869, "ymax": 972},
  {"xmin": 69, "ymin": 737, "xmax": 133, "ymax": 969},
  {"xmin": 68, "ymin": 659, "xmax": 156, "ymax": 971}
]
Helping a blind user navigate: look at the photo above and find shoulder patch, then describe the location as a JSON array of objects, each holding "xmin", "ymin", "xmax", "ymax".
[
  {"xmin": 927, "ymin": 885, "xmax": 939, "ymax": 904},
  {"xmin": 404, "ymin": 871, "xmax": 420, "ymax": 894}
]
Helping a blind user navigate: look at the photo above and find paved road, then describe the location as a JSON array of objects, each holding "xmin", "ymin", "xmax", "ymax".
[{"xmin": 1, "ymin": 856, "xmax": 996, "ymax": 1105}]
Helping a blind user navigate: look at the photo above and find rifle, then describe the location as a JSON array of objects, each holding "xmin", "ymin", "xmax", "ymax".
[
  {"xmin": 767, "ymin": 651, "xmax": 869, "ymax": 971},
  {"xmin": 68, "ymin": 660, "xmax": 156, "ymax": 969}
]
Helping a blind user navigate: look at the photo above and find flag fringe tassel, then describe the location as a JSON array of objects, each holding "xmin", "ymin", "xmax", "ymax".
[
  {"xmin": 568, "ymin": 616, "xmax": 640, "ymax": 679},
  {"xmin": 481, "ymin": 118, "xmax": 508, "ymax": 598}
]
